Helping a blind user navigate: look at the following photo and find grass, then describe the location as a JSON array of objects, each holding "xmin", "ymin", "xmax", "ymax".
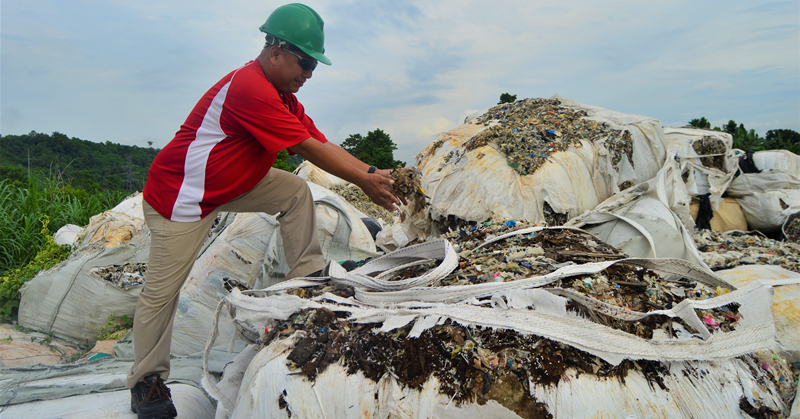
[{"xmin": 0, "ymin": 177, "xmax": 129, "ymax": 319}]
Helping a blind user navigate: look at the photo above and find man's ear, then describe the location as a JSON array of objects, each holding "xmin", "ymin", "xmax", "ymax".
[{"xmin": 269, "ymin": 46, "xmax": 281, "ymax": 63}]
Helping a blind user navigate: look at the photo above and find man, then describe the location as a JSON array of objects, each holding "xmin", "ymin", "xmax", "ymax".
[{"xmin": 127, "ymin": 4, "xmax": 400, "ymax": 418}]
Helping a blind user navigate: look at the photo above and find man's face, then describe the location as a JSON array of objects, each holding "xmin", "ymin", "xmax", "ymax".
[{"xmin": 270, "ymin": 45, "xmax": 315, "ymax": 94}]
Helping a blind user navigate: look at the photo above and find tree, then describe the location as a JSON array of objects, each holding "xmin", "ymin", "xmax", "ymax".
[
  {"xmin": 0, "ymin": 166, "xmax": 28, "ymax": 187},
  {"xmin": 272, "ymin": 149, "xmax": 297, "ymax": 172},
  {"xmin": 723, "ymin": 120, "xmax": 738, "ymax": 136},
  {"xmin": 688, "ymin": 117, "xmax": 711, "ymax": 129},
  {"xmin": 765, "ymin": 129, "xmax": 800, "ymax": 154},
  {"xmin": 498, "ymin": 93, "xmax": 517, "ymax": 105},
  {"xmin": 340, "ymin": 129, "xmax": 405, "ymax": 169}
]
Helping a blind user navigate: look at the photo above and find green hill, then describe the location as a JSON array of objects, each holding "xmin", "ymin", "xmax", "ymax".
[{"xmin": 0, "ymin": 131, "xmax": 159, "ymax": 192}]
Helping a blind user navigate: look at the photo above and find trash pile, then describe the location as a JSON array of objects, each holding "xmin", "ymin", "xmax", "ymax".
[
  {"xmin": 693, "ymin": 229, "xmax": 800, "ymax": 273},
  {"xmin": 463, "ymin": 98, "xmax": 633, "ymax": 176},
  {"xmin": 90, "ymin": 263, "xmax": 147, "ymax": 290},
  {"xmin": 206, "ymin": 228, "xmax": 798, "ymax": 417},
  {"xmin": 267, "ymin": 307, "xmax": 667, "ymax": 413},
  {"xmin": 329, "ymin": 184, "xmax": 395, "ymax": 225},
  {"xmin": 390, "ymin": 167, "xmax": 428, "ymax": 216}
]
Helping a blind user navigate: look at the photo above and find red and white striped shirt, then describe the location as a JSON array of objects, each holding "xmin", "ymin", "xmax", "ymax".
[{"xmin": 143, "ymin": 60, "xmax": 327, "ymax": 222}]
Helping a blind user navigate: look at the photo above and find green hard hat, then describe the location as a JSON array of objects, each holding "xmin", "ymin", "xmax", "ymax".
[{"xmin": 259, "ymin": 3, "xmax": 331, "ymax": 66}]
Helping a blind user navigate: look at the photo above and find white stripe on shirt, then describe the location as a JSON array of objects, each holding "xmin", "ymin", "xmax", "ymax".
[{"xmin": 170, "ymin": 81, "xmax": 232, "ymax": 222}]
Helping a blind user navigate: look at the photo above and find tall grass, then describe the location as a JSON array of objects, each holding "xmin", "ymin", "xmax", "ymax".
[
  {"xmin": 0, "ymin": 178, "xmax": 129, "ymax": 318},
  {"xmin": 0, "ymin": 178, "xmax": 129, "ymax": 274}
]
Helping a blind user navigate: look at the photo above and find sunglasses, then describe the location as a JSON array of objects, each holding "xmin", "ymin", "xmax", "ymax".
[{"xmin": 281, "ymin": 47, "xmax": 317, "ymax": 72}]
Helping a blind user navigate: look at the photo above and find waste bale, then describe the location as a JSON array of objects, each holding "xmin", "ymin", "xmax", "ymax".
[
  {"xmin": 724, "ymin": 150, "xmax": 800, "ymax": 233},
  {"xmin": 204, "ymin": 227, "xmax": 799, "ymax": 418},
  {"xmin": 381, "ymin": 95, "xmax": 667, "ymax": 246},
  {"xmin": 18, "ymin": 193, "xmax": 149, "ymax": 346},
  {"xmin": 689, "ymin": 197, "xmax": 748, "ymax": 232},
  {"xmin": 752, "ymin": 149, "xmax": 800, "ymax": 174},
  {"xmin": 329, "ymin": 183, "xmax": 395, "ymax": 226},
  {"xmin": 735, "ymin": 189, "xmax": 800, "ymax": 233},
  {"xmin": 664, "ymin": 127, "xmax": 736, "ymax": 208}
]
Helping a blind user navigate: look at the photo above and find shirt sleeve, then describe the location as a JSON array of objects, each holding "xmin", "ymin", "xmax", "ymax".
[
  {"xmin": 283, "ymin": 94, "xmax": 328, "ymax": 144},
  {"xmin": 221, "ymin": 68, "xmax": 323, "ymax": 154}
]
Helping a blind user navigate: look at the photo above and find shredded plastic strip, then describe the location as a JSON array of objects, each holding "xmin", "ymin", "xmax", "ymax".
[{"xmin": 353, "ymin": 258, "xmax": 734, "ymax": 306}]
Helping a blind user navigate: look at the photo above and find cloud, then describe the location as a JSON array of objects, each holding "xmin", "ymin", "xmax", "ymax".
[{"xmin": 1, "ymin": 0, "xmax": 797, "ymax": 165}]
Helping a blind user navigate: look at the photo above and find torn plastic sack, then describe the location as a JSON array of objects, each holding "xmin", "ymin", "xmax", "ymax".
[
  {"xmin": 663, "ymin": 127, "xmax": 736, "ymax": 209},
  {"xmin": 53, "ymin": 224, "xmax": 85, "ymax": 247},
  {"xmin": 18, "ymin": 193, "xmax": 149, "ymax": 345},
  {"xmin": 379, "ymin": 95, "xmax": 668, "ymax": 246},
  {"xmin": 566, "ymin": 157, "xmax": 711, "ymax": 270},
  {"xmin": 716, "ymin": 265, "xmax": 800, "ymax": 362},
  {"xmin": 735, "ymin": 189, "xmax": 800, "ymax": 233}
]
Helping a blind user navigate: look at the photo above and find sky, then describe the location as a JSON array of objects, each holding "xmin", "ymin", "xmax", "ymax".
[{"xmin": 2, "ymin": 1, "xmax": 799, "ymax": 166}]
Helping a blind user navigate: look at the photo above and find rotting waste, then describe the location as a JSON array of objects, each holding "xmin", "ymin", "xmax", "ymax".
[
  {"xmin": 390, "ymin": 167, "xmax": 429, "ymax": 217},
  {"xmin": 691, "ymin": 135, "xmax": 728, "ymax": 171}
]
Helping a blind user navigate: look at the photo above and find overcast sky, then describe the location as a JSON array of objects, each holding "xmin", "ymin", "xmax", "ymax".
[{"xmin": 2, "ymin": 1, "xmax": 798, "ymax": 166}]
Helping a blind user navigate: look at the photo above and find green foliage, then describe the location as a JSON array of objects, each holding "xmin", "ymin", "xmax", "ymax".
[
  {"xmin": 0, "ymin": 166, "xmax": 28, "ymax": 187},
  {"xmin": 765, "ymin": 129, "xmax": 800, "ymax": 154},
  {"xmin": 0, "ymin": 216, "xmax": 71, "ymax": 319},
  {"xmin": 688, "ymin": 118, "xmax": 799, "ymax": 154},
  {"xmin": 272, "ymin": 149, "xmax": 298, "ymax": 172},
  {"xmin": 0, "ymin": 131, "xmax": 159, "ymax": 192},
  {"xmin": 498, "ymin": 93, "xmax": 517, "ymax": 105},
  {"xmin": 89, "ymin": 313, "xmax": 133, "ymax": 340},
  {"xmin": 341, "ymin": 129, "xmax": 406, "ymax": 169},
  {"xmin": 688, "ymin": 117, "xmax": 711, "ymax": 129}
]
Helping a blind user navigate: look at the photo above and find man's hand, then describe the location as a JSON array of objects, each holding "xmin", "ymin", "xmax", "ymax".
[
  {"xmin": 291, "ymin": 138, "xmax": 402, "ymax": 211},
  {"xmin": 361, "ymin": 174, "xmax": 401, "ymax": 211}
]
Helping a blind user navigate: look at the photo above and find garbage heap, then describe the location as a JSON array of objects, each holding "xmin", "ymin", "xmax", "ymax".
[
  {"xmin": 204, "ymin": 224, "xmax": 799, "ymax": 419},
  {"xmin": 377, "ymin": 95, "xmax": 668, "ymax": 250},
  {"xmin": 462, "ymin": 98, "xmax": 633, "ymax": 177}
]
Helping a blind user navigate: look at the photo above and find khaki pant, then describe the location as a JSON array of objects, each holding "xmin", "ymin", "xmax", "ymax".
[{"xmin": 126, "ymin": 169, "xmax": 325, "ymax": 388}]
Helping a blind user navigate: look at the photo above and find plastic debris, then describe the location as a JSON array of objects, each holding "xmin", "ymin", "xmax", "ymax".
[
  {"xmin": 90, "ymin": 263, "xmax": 147, "ymax": 290},
  {"xmin": 390, "ymin": 168, "xmax": 429, "ymax": 216},
  {"xmin": 464, "ymin": 98, "xmax": 633, "ymax": 176},
  {"xmin": 693, "ymin": 230, "xmax": 800, "ymax": 273}
]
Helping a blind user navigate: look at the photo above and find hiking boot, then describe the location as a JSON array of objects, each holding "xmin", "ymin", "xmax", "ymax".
[{"xmin": 130, "ymin": 374, "xmax": 178, "ymax": 419}]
